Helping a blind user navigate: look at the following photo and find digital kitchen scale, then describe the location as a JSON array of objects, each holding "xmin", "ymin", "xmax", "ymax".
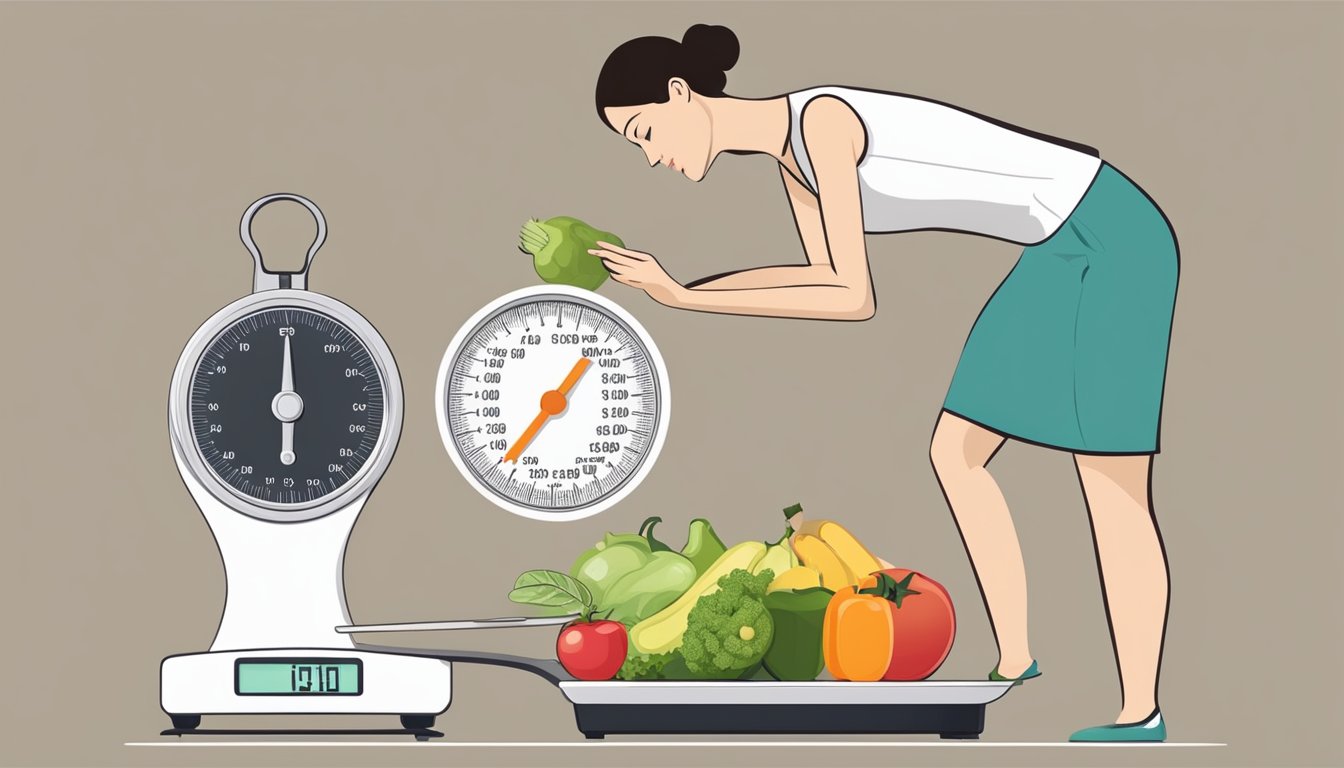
[{"xmin": 160, "ymin": 193, "xmax": 453, "ymax": 739}]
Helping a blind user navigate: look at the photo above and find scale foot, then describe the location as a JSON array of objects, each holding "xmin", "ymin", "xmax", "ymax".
[
  {"xmin": 583, "ymin": 732, "xmax": 606, "ymax": 740},
  {"xmin": 170, "ymin": 715, "xmax": 201, "ymax": 731},
  {"xmin": 401, "ymin": 714, "xmax": 436, "ymax": 730},
  {"xmin": 940, "ymin": 732, "xmax": 980, "ymax": 740}
]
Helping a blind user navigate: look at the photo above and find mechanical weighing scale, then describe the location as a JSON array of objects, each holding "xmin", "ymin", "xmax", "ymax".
[
  {"xmin": 161, "ymin": 193, "xmax": 457, "ymax": 739},
  {"xmin": 160, "ymin": 193, "xmax": 1014, "ymax": 741}
]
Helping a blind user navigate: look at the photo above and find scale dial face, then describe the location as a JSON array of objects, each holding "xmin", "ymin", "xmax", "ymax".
[
  {"xmin": 437, "ymin": 286, "xmax": 670, "ymax": 521},
  {"xmin": 189, "ymin": 307, "xmax": 384, "ymax": 505},
  {"xmin": 171, "ymin": 291, "xmax": 401, "ymax": 523}
]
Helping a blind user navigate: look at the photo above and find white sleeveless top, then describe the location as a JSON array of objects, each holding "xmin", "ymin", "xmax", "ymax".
[{"xmin": 786, "ymin": 86, "xmax": 1104, "ymax": 244}]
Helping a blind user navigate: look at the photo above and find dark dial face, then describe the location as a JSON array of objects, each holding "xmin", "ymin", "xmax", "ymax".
[{"xmin": 189, "ymin": 308, "xmax": 385, "ymax": 505}]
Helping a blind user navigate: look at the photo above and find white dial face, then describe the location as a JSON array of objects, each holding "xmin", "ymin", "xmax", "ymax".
[{"xmin": 437, "ymin": 287, "xmax": 669, "ymax": 521}]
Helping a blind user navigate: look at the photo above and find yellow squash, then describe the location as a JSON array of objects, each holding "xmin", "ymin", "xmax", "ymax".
[
  {"xmin": 629, "ymin": 540, "xmax": 768, "ymax": 655},
  {"xmin": 752, "ymin": 526, "xmax": 796, "ymax": 580}
]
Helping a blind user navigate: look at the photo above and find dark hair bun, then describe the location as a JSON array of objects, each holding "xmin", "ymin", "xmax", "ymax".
[{"xmin": 681, "ymin": 24, "xmax": 739, "ymax": 73}]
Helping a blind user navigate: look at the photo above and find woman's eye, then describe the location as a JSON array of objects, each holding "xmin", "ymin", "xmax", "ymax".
[{"xmin": 644, "ymin": 128, "xmax": 652, "ymax": 142}]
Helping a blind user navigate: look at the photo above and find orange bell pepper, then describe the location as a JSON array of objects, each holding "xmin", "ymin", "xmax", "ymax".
[
  {"xmin": 822, "ymin": 571, "xmax": 926, "ymax": 681},
  {"xmin": 822, "ymin": 587, "xmax": 892, "ymax": 681}
]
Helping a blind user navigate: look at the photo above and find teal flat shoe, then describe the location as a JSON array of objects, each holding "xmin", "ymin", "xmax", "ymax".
[
  {"xmin": 1069, "ymin": 710, "xmax": 1166, "ymax": 742},
  {"xmin": 988, "ymin": 659, "xmax": 1040, "ymax": 686}
]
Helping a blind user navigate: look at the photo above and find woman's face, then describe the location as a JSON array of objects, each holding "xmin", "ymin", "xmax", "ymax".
[{"xmin": 603, "ymin": 78, "xmax": 713, "ymax": 182}]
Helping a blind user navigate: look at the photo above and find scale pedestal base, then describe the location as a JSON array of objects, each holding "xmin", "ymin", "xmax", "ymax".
[{"xmin": 161, "ymin": 723, "xmax": 445, "ymax": 742}]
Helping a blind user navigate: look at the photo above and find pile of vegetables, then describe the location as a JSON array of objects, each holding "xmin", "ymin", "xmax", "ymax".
[{"xmin": 509, "ymin": 503, "xmax": 957, "ymax": 683}]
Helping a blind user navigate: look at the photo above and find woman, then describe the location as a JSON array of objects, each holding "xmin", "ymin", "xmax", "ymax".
[{"xmin": 590, "ymin": 24, "xmax": 1178, "ymax": 742}]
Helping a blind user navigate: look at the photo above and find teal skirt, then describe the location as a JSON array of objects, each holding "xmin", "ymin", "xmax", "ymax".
[{"xmin": 942, "ymin": 162, "xmax": 1179, "ymax": 454}]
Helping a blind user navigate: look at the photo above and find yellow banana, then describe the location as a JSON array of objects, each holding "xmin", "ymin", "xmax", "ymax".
[
  {"xmin": 810, "ymin": 520, "xmax": 885, "ymax": 582},
  {"xmin": 767, "ymin": 566, "xmax": 823, "ymax": 593},
  {"xmin": 785, "ymin": 503, "xmax": 888, "ymax": 584},
  {"xmin": 793, "ymin": 534, "xmax": 854, "ymax": 590}
]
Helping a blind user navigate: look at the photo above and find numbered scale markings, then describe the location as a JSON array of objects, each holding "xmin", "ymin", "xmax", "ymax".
[
  {"xmin": 189, "ymin": 307, "xmax": 385, "ymax": 506},
  {"xmin": 438, "ymin": 287, "xmax": 669, "ymax": 521}
]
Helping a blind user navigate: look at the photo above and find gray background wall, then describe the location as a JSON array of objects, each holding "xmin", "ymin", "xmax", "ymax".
[{"xmin": 1, "ymin": 2, "xmax": 1339, "ymax": 766}]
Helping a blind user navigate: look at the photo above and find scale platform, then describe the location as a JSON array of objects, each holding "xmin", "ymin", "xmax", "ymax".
[
  {"xmin": 560, "ymin": 679, "xmax": 1011, "ymax": 740},
  {"xmin": 353, "ymin": 643, "xmax": 1015, "ymax": 740}
]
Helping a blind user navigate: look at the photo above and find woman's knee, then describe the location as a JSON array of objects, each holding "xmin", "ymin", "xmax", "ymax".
[
  {"xmin": 931, "ymin": 411, "xmax": 1004, "ymax": 478},
  {"xmin": 929, "ymin": 426, "xmax": 962, "ymax": 478}
]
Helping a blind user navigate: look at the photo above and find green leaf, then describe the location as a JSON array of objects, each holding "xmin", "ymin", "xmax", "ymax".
[{"xmin": 508, "ymin": 569, "xmax": 593, "ymax": 612}]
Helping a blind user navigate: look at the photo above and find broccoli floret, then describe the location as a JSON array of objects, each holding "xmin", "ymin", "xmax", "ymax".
[
  {"xmin": 616, "ymin": 650, "xmax": 678, "ymax": 681},
  {"xmin": 680, "ymin": 568, "xmax": 775, "ymax": 677}
]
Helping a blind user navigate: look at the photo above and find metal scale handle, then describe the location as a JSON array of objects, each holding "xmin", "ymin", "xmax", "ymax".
[{"xmin": 241, "ymin": 193, "xmax": 328, "ymax": 292}]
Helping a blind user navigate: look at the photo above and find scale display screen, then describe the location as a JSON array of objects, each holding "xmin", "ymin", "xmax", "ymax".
[{"xmin": 235, "ymin": 658, "xmax": 362, "ymax": 696}]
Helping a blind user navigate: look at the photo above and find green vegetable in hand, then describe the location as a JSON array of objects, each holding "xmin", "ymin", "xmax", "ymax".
[
  {"xmin": 518, "ymin": 215, "xmax": 623, "ymax": 291},
  {"xmin": 762, "ymin": 586, "xmax": 833, "ymax": 681},
  {"xmin": 680, "ymin": 518, "xmax": 727, "ymax": 578},
  {"xmin": 680, "ymin": 568, "xmax": 776, "ymax": 678}
]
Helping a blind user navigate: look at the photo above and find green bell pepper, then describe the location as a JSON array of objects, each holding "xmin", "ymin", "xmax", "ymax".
[
  {"xmin": 680, "ymin": 518, "xmax": 727, "ymax": 577},
  {"xmin": 762, "ymin": 586, "xmax": 833, "ymax": 681}
]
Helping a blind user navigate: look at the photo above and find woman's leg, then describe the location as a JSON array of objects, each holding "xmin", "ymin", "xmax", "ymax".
[
  {"xmin": 1074, "ymin": 453, "xmax": 1170, "ymax": 723},
  {"xmin": 929, "ymin": 411, "xmax": 1033, "ymax": 676}
]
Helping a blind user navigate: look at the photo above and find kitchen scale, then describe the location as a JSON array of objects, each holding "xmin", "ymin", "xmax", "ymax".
[
  {"xmin": 160, "ymin": 193, "xmax": 456, "ymax": 739},
  {"xmin": 159, "ymin": 193, "xmax": 1014, "ymax": 742}
]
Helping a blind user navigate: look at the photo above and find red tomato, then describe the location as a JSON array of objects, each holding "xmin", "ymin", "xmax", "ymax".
[
  {"xmin": 555, "ymin": 620, "xmax": 628, "ymax": 680},
  {"xmin": 857, "ymin": 568, "xmax": 956, "ymax": 681}
]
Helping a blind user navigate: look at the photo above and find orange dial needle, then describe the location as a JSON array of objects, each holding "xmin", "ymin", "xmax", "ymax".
[{"xmin": 503, "ymin": 357, "xmax": 591, "ymax": 464}]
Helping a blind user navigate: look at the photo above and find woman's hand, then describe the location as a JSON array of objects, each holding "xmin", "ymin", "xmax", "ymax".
[{"xmin": 589, "ymin": 241, "xmax": 683, "ymax": 307}]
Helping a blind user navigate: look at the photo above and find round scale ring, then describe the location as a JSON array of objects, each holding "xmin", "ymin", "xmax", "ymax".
[
  {"xmin": 435, "ymin": 284, "xmax": 670, "ymax": 522},
  {"xmin": 167, "ymin": 193, "xmax": 404, "ymax": 523}
]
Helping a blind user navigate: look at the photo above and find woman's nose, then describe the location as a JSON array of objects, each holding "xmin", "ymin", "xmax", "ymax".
[{"xmin": 642, "ymin": 145, "xmax": 659, "ymax": 168}]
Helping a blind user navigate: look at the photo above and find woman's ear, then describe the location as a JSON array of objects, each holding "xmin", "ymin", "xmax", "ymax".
[{"xmin": 667, "ymin": 77, "xmax": 691, "ymax": 103}]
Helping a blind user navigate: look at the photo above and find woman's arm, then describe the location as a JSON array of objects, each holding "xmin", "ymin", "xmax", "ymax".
[
  {"xmin": 681, "ymin": 164, "xmax": 833, "ymax": 290},
  {"xmin": 595, "ymin": 96, "xmax": 875, "ymax": 321}
]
